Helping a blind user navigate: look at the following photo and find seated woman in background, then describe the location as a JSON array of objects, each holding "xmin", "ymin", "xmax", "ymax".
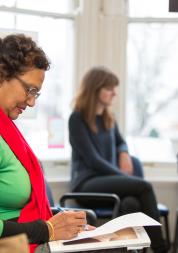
[
  {"xmin": 0, "ymin": 34, "xmax": 93, "ymax": 253},
  {"xmin": 69, "ymin": 66, "xmax": 168, "ymax": 253}
]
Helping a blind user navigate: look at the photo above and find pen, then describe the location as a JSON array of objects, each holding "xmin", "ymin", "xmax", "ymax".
[
  {"xmin": 84, "ymin": 224, "xmax": 88, "ymax": 230},
  {"xmin": 57, "ymin": 206, "xmax": 65, "ymax": 213}
]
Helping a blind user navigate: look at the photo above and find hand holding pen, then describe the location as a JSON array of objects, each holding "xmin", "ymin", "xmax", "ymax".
[
  {"xmin": 46, "ymin": 209, "xmax": 95, "ymax": 241},
  {"xmin": 57, "ymin": 207, "xmax": 93, "ymax": 231},
  {"xmin": 57, "ymin": 207, "xmax": 95, "ymax": 232}
]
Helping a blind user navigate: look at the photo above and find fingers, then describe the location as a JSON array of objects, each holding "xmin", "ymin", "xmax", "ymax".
[
  {"xmin": 79, "ymin": 224, "xmax": 96, "ymax": 232},
  {"xmin": 85, "ymin": 225, "xmax": 96, "ymax": 231},
  {"xmin": 58, "ymin": 211, "xmax": 86, "ymax": 227},
  {"xmin": 59, "ymin": 210, "xmax": 86, "ymax": 220},
  {"xmin": 56, "ymin": 226, "xmax": 80, "ymax": 240},
  {"xmin": 48, "ymin": 211, "xmax": 87, "ymax": 240}
]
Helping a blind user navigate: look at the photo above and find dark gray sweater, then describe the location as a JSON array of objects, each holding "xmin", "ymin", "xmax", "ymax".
[{"xmin": 69, "ymin": 111, "xmax": 128, "ymax": 191}]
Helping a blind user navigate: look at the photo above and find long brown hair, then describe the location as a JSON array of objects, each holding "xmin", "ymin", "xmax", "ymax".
[{"xmin": 74, "ymin": 66, "xmax": 119, "ymax": 132}]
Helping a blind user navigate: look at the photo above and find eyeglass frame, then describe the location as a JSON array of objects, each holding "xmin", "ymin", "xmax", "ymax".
[{"xmin": 15, "ymin": 76, "xmax": 41, "ymax": 99}]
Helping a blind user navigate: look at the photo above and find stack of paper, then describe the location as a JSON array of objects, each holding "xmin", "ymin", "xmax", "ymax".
[{"xmin": 49, "ymin": 212, "xmax": 161, "ymax": 252}]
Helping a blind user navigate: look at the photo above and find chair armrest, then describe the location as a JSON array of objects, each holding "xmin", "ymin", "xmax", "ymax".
[
  {"xmin": 59, "ymin": 192, "xmax": 120, "ymax": 218},
  {"xmin": 51, "ymin": 207, "xmax": 60, "ymax": 215}
]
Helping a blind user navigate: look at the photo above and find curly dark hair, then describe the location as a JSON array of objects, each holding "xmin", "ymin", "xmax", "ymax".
[{"xmin": 0, "ymin": 33, "xmax": 50, "ymax": 83}]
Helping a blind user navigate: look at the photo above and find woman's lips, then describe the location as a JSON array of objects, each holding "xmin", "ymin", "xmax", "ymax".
[{"xmin": 17, "ymin": 107, "xmax": 25, "ymax": 114}]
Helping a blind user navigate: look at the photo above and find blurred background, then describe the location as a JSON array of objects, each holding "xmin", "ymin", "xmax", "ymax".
[{"xmin": 1, "ymin": 0, "xmax": 178, "ymax": 241}]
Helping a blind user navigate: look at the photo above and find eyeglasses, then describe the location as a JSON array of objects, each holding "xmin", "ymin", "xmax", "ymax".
[{"xmin": 15, "ymin": 76, "xmax": 41, "ymax": 99}]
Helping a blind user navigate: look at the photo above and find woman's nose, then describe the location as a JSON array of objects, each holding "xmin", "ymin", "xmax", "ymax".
[
  {"xmin": 112, "ymin": 89, "xmax": 117, "ymax": 96},
  {"xmin": 26, "ymin": 96, "xmax": 36, "ymax": 107}
]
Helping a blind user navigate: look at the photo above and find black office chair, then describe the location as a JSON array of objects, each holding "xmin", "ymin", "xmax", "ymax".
[{"xmin": 59, "ymin": 192, "xmax": 121, "ymax": 223}]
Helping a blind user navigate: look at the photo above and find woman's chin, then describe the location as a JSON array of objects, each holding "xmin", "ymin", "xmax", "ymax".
[{"xmin": 8, "ymin": 110, "xmax": 21, "ymax": 120}]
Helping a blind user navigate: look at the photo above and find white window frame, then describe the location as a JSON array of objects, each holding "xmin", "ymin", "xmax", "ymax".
[{"xmin": 125, "ymin": 2, "xmax": 178, "ymax": 165}]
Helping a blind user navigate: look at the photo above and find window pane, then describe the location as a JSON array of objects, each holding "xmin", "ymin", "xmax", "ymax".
[
  {"xmin": 0, "ymin": 11, "xmax": 74, "ymax": 157},
  {"xmin": 126, "ymin": 23, "xmax": 178, "ymax": 140},
  {"xmin": 0, "ymin": 0, "xmax": 15, "ymax": 7},
  {"xmin": 128, "ymin": 0, "xmax": 178, "ymax": 17},
  {"xmin": 16, "ymin": 0, "xmax": 78, "ymax": 14},
  {"xmin": 0, "ymin": 11, "xmax": 15, "ymax": 28}
]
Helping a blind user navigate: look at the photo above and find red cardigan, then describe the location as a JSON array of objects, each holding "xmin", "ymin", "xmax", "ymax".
[{"xmin": 0, "ymin": 108, "xmax": 52, "ymax": 253}]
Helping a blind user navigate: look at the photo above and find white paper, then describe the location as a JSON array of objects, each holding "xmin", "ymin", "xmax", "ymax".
[
  {"xmin": 63, "ymin": 212, "xmax": 160, "ymax": 242},
  {"xmin": 49, "ymin": 212, "xmax": 158, "ymax": 252},
  {"xmin": 49, "ymin": 226, "xmax": 151, "ymax": 252}
]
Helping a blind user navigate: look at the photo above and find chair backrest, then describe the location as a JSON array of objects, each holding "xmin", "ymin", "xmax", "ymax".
[{"xmin": 59, "ymin": 192, "xmax": 121, "ymax": 219}]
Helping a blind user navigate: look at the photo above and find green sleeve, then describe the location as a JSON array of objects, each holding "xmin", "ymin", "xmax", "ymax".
[{"xmin": 0, "ymin": 220, "xmax": 4, "ymax": 236}]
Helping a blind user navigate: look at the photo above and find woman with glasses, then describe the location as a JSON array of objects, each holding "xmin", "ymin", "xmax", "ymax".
[
  {"xmin": 0, "ymin": 34, "xmax": 93, "ymax": 253},
  {"xmin": 69, "ymin": 66, "xmax": 169, "ymax": 253}
]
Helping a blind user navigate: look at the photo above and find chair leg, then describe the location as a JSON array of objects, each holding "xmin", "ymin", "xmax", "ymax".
[
  {"xmin": 164, "ymin": 215, "xmax": 170, "ymax": 249},
  {"xmin": 172, "ymin": 210, "xmax": 178, "ymax": 253}
]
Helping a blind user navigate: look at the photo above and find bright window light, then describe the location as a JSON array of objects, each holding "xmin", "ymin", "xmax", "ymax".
[{"xmin": 0, "ymin": 1, "xmax": 76, "ymax": 160}]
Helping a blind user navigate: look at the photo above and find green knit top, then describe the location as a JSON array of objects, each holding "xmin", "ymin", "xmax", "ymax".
[{"xmin": 0, "ymin": 136, "xmax": 31, "ymax": 236}]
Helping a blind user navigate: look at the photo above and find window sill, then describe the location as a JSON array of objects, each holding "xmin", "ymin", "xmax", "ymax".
[
  {"xmin": 144, "ymin": 161, "xmax": 178, "ymax": 183},
  {"xmin": 31, "ymin": 144, "xmax": 71, "ymax": 162},
  {"xmin": 47, "ymin": 176, "xmax": 70, "ymax": 183}
]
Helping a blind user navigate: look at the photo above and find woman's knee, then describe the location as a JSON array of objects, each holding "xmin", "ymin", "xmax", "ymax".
[
  {"xmin": 120, "ymin": 196, "xmax": 141, "ymax": 214},
  {"xmin": 142, "ymin": 180, "xmax": 154, "ymax": 193}
]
